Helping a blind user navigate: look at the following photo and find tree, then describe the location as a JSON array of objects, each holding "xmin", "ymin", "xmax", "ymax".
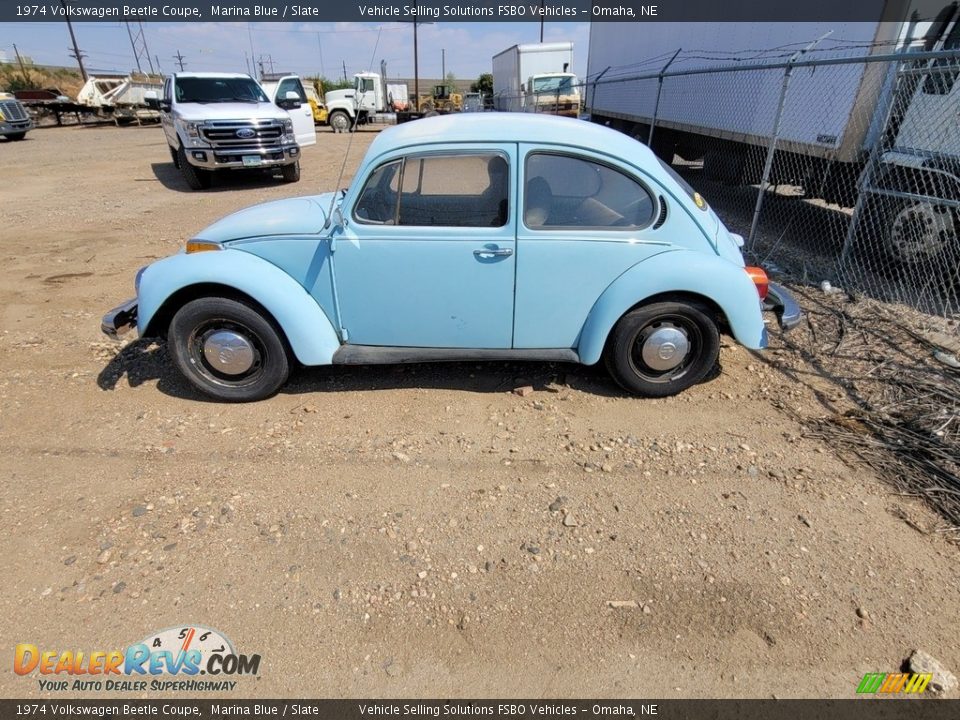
[{"xmin": 471, "ymin": 73, "xmax": 493, "ymax": 95}]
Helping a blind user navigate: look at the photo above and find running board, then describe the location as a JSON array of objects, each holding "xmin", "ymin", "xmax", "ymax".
[{"xmin": 331, "ymin": 345, "xmax": 580, "ymax": 365}]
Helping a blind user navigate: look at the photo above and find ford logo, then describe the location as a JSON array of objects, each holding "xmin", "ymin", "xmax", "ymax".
[{"xmin": 236, "ymin": 128, "xmax": 256, "ymax": 139}]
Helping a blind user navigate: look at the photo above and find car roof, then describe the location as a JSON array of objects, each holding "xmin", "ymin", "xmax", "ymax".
[
  {"xmin": 173, "ymin": 72, "xmax": 253, "ymax": 79},
  {"xmin": 367, "ymin": 113, "xmax": 656, "ymax": 167}
]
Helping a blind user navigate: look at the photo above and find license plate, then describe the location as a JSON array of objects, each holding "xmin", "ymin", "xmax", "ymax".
[{"xmin": 242, "ymin": 155, "xmax": 263, "ymax": 167}]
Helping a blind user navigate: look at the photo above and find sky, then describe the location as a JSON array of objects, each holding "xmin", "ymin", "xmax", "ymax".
[{"xmin": 0, "ymin": 21, "xmax": 591, "ymax": 82}]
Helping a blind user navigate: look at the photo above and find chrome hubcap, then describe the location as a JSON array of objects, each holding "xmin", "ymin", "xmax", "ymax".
[
  {"xmin": 202, "ymin": 330, "xmax": 256, "ymax": 376},
  {"xmin": 641, "ymin": 326, "xmax": 690, "ymax": 372}
]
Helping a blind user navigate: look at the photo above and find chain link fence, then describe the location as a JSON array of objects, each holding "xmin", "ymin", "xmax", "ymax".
[{"xmin": 579, "ymin": 47, "xmax": 960, "ymax": 321}]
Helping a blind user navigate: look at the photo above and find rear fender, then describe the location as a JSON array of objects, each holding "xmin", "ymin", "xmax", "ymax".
[
  {"xmin": 137, "ymin": 249, "xmax": 341, "ymax": 366},
  {"xmin": 577, "ymin": 250, "xmax": 767, "ymax": 365}
]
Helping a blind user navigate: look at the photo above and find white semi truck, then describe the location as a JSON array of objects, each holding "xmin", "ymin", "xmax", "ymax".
[
  {"xmin": 586, "ymin": 2, "xmax": 960, "ymax": 266},
  {"xmin": 492, "ymin": 42, "xmax": 581, "ymax": 116},
  {"xmin": 324, "ymin": 72, "xmax": 415, "ymax": 132}
]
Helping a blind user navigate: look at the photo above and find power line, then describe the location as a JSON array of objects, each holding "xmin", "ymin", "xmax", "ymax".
[
  {"xmin": 125, "ymin": 21, "xmax": 155, "ymax": 74},
  {"xmin": 59, "ymin": 0, "xmax": 87, "ymax": 80}
]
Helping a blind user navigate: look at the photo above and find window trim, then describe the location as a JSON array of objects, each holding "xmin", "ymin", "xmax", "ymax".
[
  {"xmin": 351, "ymin": 150, "xmax": 512, "ymax": 230},
  {"xmin": 522, "ymin": 150, "xmax": 660, "ymax": 233}
]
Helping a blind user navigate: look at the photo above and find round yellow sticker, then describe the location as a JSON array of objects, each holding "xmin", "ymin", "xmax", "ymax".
[{"xmin": 693, "ymin": 192, "xmax": 707, "ymax": 210}]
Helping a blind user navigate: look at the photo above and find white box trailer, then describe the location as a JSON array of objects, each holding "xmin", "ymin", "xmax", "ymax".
[
  {"xmin": 586, "ymin": 3, "xmax": 960, "ymax": 266},
  {"xmin": 493, "ymin": 42, "xmax": 575, "ymax": 112}
]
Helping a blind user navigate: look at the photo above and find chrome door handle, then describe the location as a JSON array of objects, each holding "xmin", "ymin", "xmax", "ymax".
[{"xmin": 474, "ymin": 247, "xmax": 513, "ymax": 258}]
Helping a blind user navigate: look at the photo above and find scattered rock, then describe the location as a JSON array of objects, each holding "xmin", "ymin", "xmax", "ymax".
[
  {"xmin": 642, "ymin": 604, "xmax": 653, "ymax": 615},
  {"xmin": 63, "ymin": 555, "xmax": 77, "ymax": 566},
  {"xmin": 548, "ymin": 496, "xmax": 570, "ymax": 513},
  {"xmin": 907, "ymin": 650, "xmax": 957, "ymax": 694},
  {"xmin": 392, "ymin": 451, "xmax": 411, "ymax": 463},
  {"xmin": 96, "ymin": 549, "xmax": 112, "ymax": 565},
  {"xmin": 513, "ymin": 386, "xmax": 534, "ymax": 397},
  {"xmin": 562, "ymin": 511, "xmax": 578, "ymax": 527},
  {"xmin": 798, "ymin": 514, "xmax": 812, "ymax": 528},
  {"xmin": 112, "ymin": 581, "xmax": 126, "ymax": 594},
  {"xmin": 132, "ymin": 505, "xmax": 148, "ymax": 518},
  {"xmin": 855, "ymin": 606, "xmax": 868, "ymax": 619}
]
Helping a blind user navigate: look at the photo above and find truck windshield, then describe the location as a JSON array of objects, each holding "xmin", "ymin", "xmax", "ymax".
[
  {"xmin": 175, "ymin": 77, "xmax": 268, "ymax": 104},
  {"xmin": 533, "ymin": 76, "xmax": 576, "ymax": 94}
]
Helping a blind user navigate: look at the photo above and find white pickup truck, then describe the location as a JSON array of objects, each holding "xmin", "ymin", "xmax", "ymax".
[{"xmin": 146, "ymin": 72, "xmax": 316, "ymax": 190}]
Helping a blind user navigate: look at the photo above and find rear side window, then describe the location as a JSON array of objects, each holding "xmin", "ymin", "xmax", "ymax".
[
  {"xmin": 354, "ymin": 153, "xmax": 509, "ymax": 228},
  {"xmin": 524, "ymin": 153, "xmax": 655, "ymax": 230}
]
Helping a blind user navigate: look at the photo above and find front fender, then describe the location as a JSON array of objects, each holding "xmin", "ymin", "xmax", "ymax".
[
  {"xmin": 577, "ymin": 250, "xmax": 767, "ymax": 365},
  {"xmin": 137, "ymin": 249, "xmax": 341, "ymax": 366}
]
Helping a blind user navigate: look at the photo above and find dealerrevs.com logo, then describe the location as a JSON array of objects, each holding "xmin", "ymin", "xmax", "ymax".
[{"xmin": 14, "ymin": 625, "xmax": 261, "ymax": 692}]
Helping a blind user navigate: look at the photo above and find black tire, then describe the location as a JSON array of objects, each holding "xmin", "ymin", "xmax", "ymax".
[
  {"xmin": 168, "ymin": 297, "xmax": 291, "ymax": 402},
  {"xmin": 177, "ymin": 144, "xmax": 211, "ymax": 190},
  {"xmin": 280, "ymin": 160, "xmax": 300, "ymax": 183},
  {"xmin": 169, "ymin": 144, "xmax": 180, "ymax": 168},
  {"xmin": 6, "ymin": 132, "xmax": 27, "ymax": 141},
  {"xmin": 604, "ymin": 301, "xmax": 720, "ymax": 398},
  {"xmin": 328, "ymin": 110, "xmax": 351, "ymax": 133}
]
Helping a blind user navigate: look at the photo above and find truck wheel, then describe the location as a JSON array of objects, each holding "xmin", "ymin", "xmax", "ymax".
[
  {"xmin": 6, "ymin": 132, "xmax": 27, "ymax": 141},
  {"xmin": 169, "ymin": 145, "xmax": 180, "ymax": 168},
  {"xmin": 882, "ymin": 199, "xmax": 956, "ymax": 267},
  {"xmin": 329, "ymin": 110, "xmax": 351, "ymax": 133},
  {"xmin": 176, "ymin": 144, "xmax": 211, "ymax": 190},
  {"xmin": 281, "ymin": 160, "xmax": 301, "ymax": 183},
  {"xmin": 604, "ymin": 301, "xmax": 720, "ymax": 398},
  {"xmin": 168, "ymin": 297, "xmax": 291, "ymax": 402}
]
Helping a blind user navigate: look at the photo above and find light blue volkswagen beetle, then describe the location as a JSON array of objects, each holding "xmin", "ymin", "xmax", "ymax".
[{"xmin": 102, "ymin": 114, "xmax": 800, "ymax": 402}]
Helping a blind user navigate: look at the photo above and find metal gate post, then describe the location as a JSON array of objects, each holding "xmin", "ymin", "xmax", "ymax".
[{"xmin": 648, "ymin": 49, "xmax": 682, "ymax": 147}]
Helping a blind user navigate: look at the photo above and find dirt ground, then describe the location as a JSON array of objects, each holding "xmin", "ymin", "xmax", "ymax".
[{"xmin": 1, "ymin": 124, "xmax": 957, "ymax": 700}]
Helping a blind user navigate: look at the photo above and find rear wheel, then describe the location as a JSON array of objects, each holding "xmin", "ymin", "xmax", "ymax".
[
  {"xmin": 177, "ymin": 144, "xmax": 211, "ymax": 190},
  {"xmin": 281, "ymin": 160, "xmax": 301, "ymax": 183},
  {"xmin": 6, "ymin": 132, "xmax": 27, "ymax": 141},
  {"xmin": 883, "ymin": 198, "xmax": 956, "ymax": 267},
  {"xmin": 168, "ymin": 297, "xmax": 291, "ymax": 402},
  {"xmin": 605, "ymin": 301, "xmax": 720, "ymax": 398}
]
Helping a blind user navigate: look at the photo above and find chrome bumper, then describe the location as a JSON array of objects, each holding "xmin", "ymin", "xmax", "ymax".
[
  {"xmin": 185, "ymin": 145, "xmax": 300, "ymax": 170},
  {"xmin": 101, "ymin": 299, "xmax": 138, "ymax": 340},
  {"xmin": 764, "ymin": 282, "xmax": 802, "ymax": 331}
]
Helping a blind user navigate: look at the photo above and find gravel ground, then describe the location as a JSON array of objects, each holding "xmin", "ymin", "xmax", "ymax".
[{"xmin": 0, "ymin": 125, "xmax": 957, "ymax": 699}]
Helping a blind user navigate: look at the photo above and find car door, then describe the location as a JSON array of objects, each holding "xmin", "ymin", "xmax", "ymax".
[
  {"xmin": 513, "ymin": 144, "xmax": 671, "ymax": 349},
  {"xmin": 275, "ymin": 76, "xmax": 316, "ymax": 147},
  {"xmin": 160, "ymin": 77, "xmax": 176, "ymax": 147},
  {"xmin": 332, "ymin": 144, "xmax": 516, "ymax": 348}
]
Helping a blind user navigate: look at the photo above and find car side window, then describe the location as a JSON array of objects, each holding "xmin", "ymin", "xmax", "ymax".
[
  {"xmin": 355, "ymin": 153, "xmax": 509, "ymax": 228},
  {"xmin": 354, "ymin": 160, "xmax": 402, "ymax": 224},
  {"xmin": 524, "ymin": 153, "xmax": 656, "ymax": 230},
  {"xmin": 277, "ymin": 78, "xmax": 306, "ymax": 103}
]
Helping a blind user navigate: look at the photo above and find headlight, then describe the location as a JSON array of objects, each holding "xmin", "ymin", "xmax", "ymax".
[
  {"xmin": 281, "ymin": 119, "xmax": 295, "ymax": 144},
  {"xmin": 176, "ymin": 119, "xmax": 206, "ymax": 147}
]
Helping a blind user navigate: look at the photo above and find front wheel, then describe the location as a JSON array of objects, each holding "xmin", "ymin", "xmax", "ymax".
[
  {"xmin": 168, "ymin": 297, "xmax": 291, "ymax": 402},
  {"xmin": 6, "ymin": 132, "xmax": 27, "ymax": 141},
  {"xmin": 328, "ymin": 110, "xmax": 351, "ymax": 133},
  {"xmin": 177, "ymin": 144, "xmax": 211, "ymax": 190},
  {"xmin": 280, "ymin": 160, "xmax": 300, "ymax": 183},
  {"xmin": 605, "ymin": 301, "xmax": 720, "ymax": 398}
]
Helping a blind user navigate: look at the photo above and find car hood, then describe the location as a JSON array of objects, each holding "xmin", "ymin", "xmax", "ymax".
[
  {"xmin": 193, "ymin": 193, "xmax": 337, "ymax": 243},
  {"xmin": 175, "ymin": 101, "xmax": 288, "ymax": 122}
]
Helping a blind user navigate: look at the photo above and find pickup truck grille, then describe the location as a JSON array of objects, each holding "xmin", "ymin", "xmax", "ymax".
[
  {"xmin": 200, "ymin": 120, "xmax": 284, "ymax": 149},
  {"xmin": 0, "ymin": 100, "xmax": 28, "ymax": 122}
]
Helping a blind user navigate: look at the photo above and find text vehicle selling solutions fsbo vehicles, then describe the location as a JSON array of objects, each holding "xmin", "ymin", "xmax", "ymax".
[{"xmin": 102, "ymin": 114, "xmax": 800, "ymax": 402}]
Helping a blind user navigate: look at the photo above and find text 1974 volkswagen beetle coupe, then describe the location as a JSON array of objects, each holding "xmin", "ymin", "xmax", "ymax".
[{"xmin": 102, "ymin": 114, "xmax": 801, "ymax": 402}]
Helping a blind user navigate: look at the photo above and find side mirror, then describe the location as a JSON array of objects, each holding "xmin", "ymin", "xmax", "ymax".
[
  {"xmin": 278, "ymin": 92, "xmax": 301, "ymax": 110},
  {"xmin": 285, "ymin": 91, "xmax": 300, "ymax": 101}
]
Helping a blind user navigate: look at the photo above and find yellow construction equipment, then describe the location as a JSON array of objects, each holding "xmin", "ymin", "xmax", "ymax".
[{"xmin": 416, "ymin": 84, "xmax": 462, "ymax": 114}]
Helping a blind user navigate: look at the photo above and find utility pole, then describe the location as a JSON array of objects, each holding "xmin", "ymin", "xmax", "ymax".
[
  {"xmin": 12, "ymin": 44, "xmax": 31, "ymax": 87},
  {"xmin": 154, "ymin": 54, "xmax": 163, "ymax": 72},
  {"xmin": 315, "ymin": 33, "xmax": 325, "ymax": 79},
  {"xmin": 413, "ymin": 20, "xmax": 419, "ymax": 105},
  {"xmin": 441, "ymin": 48, "xmax": 445, "ymax": 81},
  {"xmin": 173, "ymin": 50, "xmax": 186, "ymax": 72},
  {"xmin": 539, "ymin": 0, "xmax": 545, "ymax": 42},
  {"xmin": 342, "ymin": 60, "xmax": 347, "ymax": 83},
  {"xmin": 257, "ymin": 55, "xmax": 266, "ymax": 80},
  {"xmin": 60, "ymin": 0, "xmax": 87, "ymax": 80}
]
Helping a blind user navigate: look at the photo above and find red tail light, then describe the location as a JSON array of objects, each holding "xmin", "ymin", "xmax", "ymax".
[{"xmin": 745, "ymin": 266, "xmax": 769, "ymax": 301}]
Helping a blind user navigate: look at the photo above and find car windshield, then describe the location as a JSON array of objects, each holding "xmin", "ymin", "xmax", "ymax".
[
  {"xmin": 533, "ymin": 76, "xmax": 575, "ymax": 94},
  {"xmin": 175, "ymin": 77, "xmax": 268, "ymax": 104}
]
